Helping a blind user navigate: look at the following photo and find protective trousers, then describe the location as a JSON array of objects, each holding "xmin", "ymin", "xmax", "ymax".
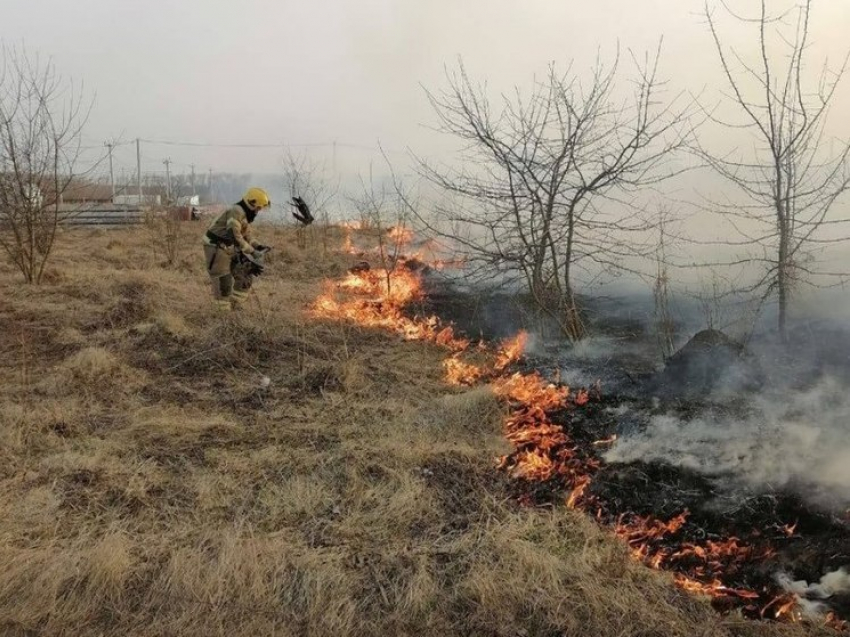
[{"xmin": 204, "ymin": 244, "xmax": 248, "ymax": 310}]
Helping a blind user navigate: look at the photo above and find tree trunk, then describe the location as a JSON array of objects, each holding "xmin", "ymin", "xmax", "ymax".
[
  {"xmin": 777, "ymin": 228, "xmax": 789, "ymax": 344},
  {"xmin": 562, "ymin": 209, "xmax": 584, "ymax": 341}
]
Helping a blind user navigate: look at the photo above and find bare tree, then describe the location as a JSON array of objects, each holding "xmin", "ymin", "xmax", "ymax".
[
  {"xmin": 167, "ymin": 172, "xmax": 194, "ymax": 205},
  {"xmin": 653, "ymin": 207, "xmax": 677, "ymax": 359},
  {"xmin": 414, "ymin": 50, "xmax": 690, "ymax": 341},
  {"xmin": 0, "ymin": 46, "xmax": 89, "ymax": 283},
  {"xmin": 139, "ymin": 171, "xmax": 190, "ymax": 268},
  {"xmin": 349, "ymin": 166, "xmax": 411, "ymax": 298},
  {"xmin": 698, "ymin": 0, "xmax": 850, "ymax": 342}
]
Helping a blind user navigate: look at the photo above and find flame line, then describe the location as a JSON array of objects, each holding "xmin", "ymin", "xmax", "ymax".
[{"xmin": 307, "ymin": 238, "xmax": 833, "ymax": 629}]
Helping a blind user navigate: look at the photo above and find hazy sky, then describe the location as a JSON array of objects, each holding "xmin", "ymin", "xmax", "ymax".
[{"xmin": 4, "ymin": 0, "xmax": 850, "ymax": 179}]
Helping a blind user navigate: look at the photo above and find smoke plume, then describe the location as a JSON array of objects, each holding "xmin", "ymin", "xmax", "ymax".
[{"xmin": 605, "ymin": 376, "xmax": 850, "ymax": 507}]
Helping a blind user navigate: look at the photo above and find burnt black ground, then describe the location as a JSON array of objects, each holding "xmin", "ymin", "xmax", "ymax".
[{"xmin": 416, "ymin": 274, "xmax": 850, "ymax": 621}]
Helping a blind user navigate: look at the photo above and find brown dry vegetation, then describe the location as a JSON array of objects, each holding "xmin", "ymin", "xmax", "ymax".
[{"xmin": 0, "ymin": 222, "xmax": 831, "ymax": 636}]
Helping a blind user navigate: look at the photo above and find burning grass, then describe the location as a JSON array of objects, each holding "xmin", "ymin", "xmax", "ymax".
[
  {"xmin": 489, "ymin": 360, "xmax": 850, "ymax": 628},
  {"xmin": 0, "ymin": 224, "xmax": 836, "ymax": 636}
]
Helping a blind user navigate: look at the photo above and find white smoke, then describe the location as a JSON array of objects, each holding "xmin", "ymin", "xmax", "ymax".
[
  {"xmin": 605, "ymin": 376, "xmax": 850, "ymax": 505},
  {"xmin": 819, "ymin": 569, "xmax": 850, "ymax": 597},
  {"xmin": 776, "ymin": 568, "xmax": 850, "ymax": 618}
]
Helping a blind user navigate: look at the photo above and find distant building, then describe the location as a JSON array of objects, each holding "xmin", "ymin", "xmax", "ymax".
[
  {"xmin": 113, "ymin": 193, "xmax": 162, "ymax": 206},
  {"xmin": 177, "ymin": 195, "xmax": 201, "ymax": 206},
  {"xmin": 61, "ymin": 182, "xmax": 114, "ymax": 204},
  {"xmin": 60, "ymin": 180, "xmax": 170, "ymax": 206}
]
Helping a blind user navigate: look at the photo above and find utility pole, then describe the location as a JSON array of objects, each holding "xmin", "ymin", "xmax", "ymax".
[
  {"xmin": 136, "ymin": 138, "xmax": 143, "ymax": 203},
  {"xmin": 105, "ymin": 140, "xmax": 116, "ymax": 202},
  {"xmin": 163, "ymin": 158, "xmax": 172, "ymax": 202},
  {"xmin": 190, "ymin": 164, "xmax": 196, "ymax": 199},
  {"xmin": 208, "ymin": 168, "xmax": 214, "ymax": 203}
]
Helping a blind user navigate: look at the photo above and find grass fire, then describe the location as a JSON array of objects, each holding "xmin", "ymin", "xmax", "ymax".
[
  {"xmin": 2, "ymin": 218, "xmax": 849, "ymax": 637},
  {"xmin": 307, "ymin": 224, "xmax": 850, "ymax": 633},
  {"xmin": 4, "ymin": 2, "xmax": 850, "ymax": 634}
]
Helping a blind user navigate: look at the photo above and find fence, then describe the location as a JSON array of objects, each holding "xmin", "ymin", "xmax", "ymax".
[
  {"xmin": 60, "ymin": 204, "xmax": 145, "ymax": 227},
  {"xmin": 59, "ymin": 203, "xmax": 210, "ymax": 227}
]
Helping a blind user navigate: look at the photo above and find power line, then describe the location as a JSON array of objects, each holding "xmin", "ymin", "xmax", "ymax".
[
  {"xmin": 137, "ymin": 137, "xmax": 404, "ymax": 153},
  {"xmin": 78, "ymin": 135, "xmax": 413, "ymax": 179},
  {"xmin": 141, "ymin": 138, "xmax": 283, "ymax": 148}
]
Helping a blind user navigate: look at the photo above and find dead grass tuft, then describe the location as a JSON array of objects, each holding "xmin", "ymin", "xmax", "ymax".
[
  {"xmin": 42, "ymin": 347, "xmax": 147, "ymax": 401},
  {"xmin": 287, "ymin": 358, "xmax": 368, "ymax": 395},
  {"xmin": 99, "ymin": 275, "xmax": 159, "ymax": 328},
  {"xmin": 256, "ymin": 477, "xmax": 336, "ymax": 526},
  {"xmin": 0, "ymin": 532, "xmax": 133, "ymax": 633},
  {"xmin": 54, "ymin": 326, "xmax": 87, "ymax": 347},
  {"xmin": 452, "ymin": 511, "xmax": 715, "ymax": 636},
  {"xmin": 87, "ymin": 531, "xmax": 134, "ymax": 599},
  {"xmin": 60, "ymin": 346, "xmax": 123, "ymax": 381},
  {"xmin": 38, "ymin": 267, "xmax": 68, "ymax": 285},
  {"xmin": 154, "ymin": 310, "xmax": 192, "ymax": 338},
  {"xmin": 417, "ymin": 385, "xmax": 504, "ymax": 436}
]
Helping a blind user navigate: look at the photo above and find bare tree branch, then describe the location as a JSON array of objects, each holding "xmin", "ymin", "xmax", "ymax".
[
  {"xmin": 0, "ymin": 45, "xmax": 91, "ymax": 284},
  {"xmin": 696, "ymin": 1, "xmax": 850, "ymax": 342},
  {"xmin": 411, "ymin": 50, "xmax": 692, "ymax": 341}
]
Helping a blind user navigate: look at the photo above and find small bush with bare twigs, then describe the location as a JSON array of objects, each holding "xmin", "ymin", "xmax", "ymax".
[
  {"xmin": 0, "ymin": 45, "xmax": 90, "ymax": 284},
  {"xmin": 143, "ymin": 206, "xmax": 188, "ymax": 268}
]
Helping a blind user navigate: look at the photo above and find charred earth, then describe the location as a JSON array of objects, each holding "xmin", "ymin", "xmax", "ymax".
[{"xmin": 418, "ymin": 274, "xmax": 850, "ymax": 626}]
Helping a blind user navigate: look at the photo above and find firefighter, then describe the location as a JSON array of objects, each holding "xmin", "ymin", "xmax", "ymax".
[{"xmin": 203, "ymin": 187, "xmax": 271, "ymax": 310}]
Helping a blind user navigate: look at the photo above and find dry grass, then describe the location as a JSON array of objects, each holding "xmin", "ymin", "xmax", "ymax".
[{"xmin": 0, "ymin": 224, "xmax": 831, "ymax": 636}]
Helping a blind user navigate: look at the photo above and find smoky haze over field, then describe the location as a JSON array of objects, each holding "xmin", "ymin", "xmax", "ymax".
[
  {"xmin": 5, "ymin": 0, "xmax": 850, "ymax": 270},
  {"xmin": 4, "ymin": 1, "xmax": 850, "ymax": 177}
]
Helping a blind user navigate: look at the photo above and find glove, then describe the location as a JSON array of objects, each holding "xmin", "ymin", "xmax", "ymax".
[
  {"xmin": 291, "ymin": 196, "xmax": 314, "ymax": 226},
  {"xmin": 240, "ymin": 251, "xmax": 265, "ymax": 275}
]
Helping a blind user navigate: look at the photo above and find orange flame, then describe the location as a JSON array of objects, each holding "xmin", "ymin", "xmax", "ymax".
[
  {"xmin": 428, "ymin": 257, "xmax": 468, "ymax": 271},
  {"xmin": 615, "ymin": 511, "xmax": 689, "ymax": 545},
  {"xmin": 444, "ymin": 356, "xmax": 484, "ymax": 386},
  {"xmin": 511, "ymin": 449, "xmax": 557, "ymax": 481},
  {"xmin": 492, "ymin": 372, "xmax": 570, "ymax": 411},
  {"xmin": 494, "ymin": 331, "xmax": 528, "ymax": 371},
  {"xmin": 761, "ymin": 593, "xmax": 801, "ymax": 620},
  {"xmin": 310, "ymin": 262, "xmax": 470, "ymax": 351},
  {"xmin": 335, "ymin": 267, "xmax": 423, "ymax": 306},
  {"xmin": 342, "ymin": 227, "xmax": 357, "ymax": 254},
  {"xmin": 674, "ymin": 575, "xmax": 761, "ymax": 600},
  {"xmin": 505, "ymin": 417, "xmax": 569, "ymax": 450},
  {"xmin": 574, "ymin": 388, "xmax": 589, "ymax": 406},
  {"xmin": 612, "ymin": 511, "xmax": 773, "ymax": 603},
  {"xmin": 567, "ymin": 475, "xmax": 591, "ymax": 509}
]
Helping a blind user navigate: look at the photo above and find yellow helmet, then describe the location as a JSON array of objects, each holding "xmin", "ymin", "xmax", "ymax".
[{"xmin": 242, "ymin": 187, "xmax": 271, "ymax": 211}]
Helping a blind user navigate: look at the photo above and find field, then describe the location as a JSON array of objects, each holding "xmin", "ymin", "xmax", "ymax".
[{"xmin": 0, "ymin": 223, "xmax": 830, "ymax": 636}]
